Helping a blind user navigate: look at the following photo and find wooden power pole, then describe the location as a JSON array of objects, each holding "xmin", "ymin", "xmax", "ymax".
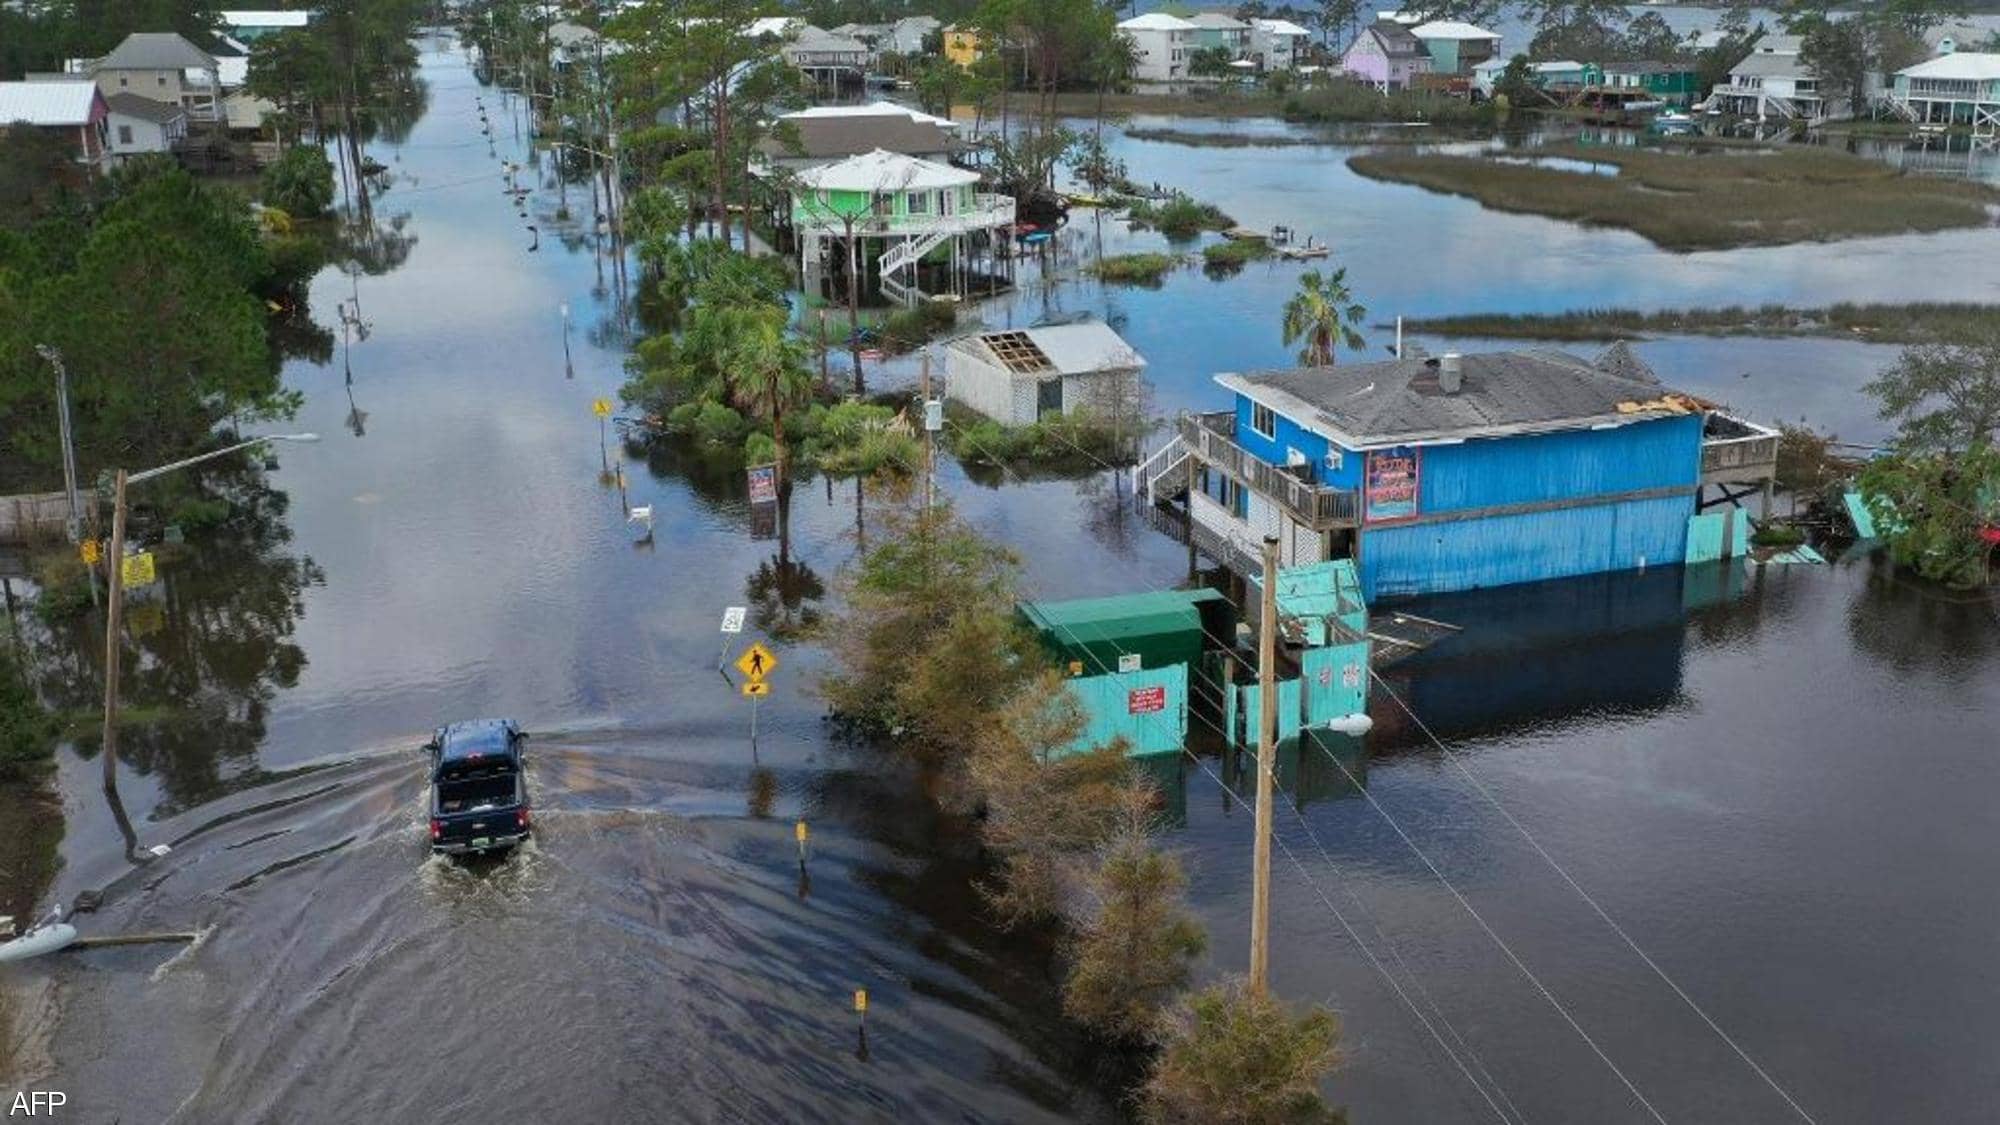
[
  {"xmin": 919, "ymin": 353, "xmax": 935, "ymax": 511},
  {"xmin": 1250, "ymin": 533, "xmax": 1279, "ymax": 995},
  {"xmin": 100, "ymin": 469, "xmax": 128, "ymax": 794}
]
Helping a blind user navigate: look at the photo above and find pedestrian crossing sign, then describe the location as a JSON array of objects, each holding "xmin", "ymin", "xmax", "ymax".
[{"xmin": 735, "ymin": 642, "xmax": 777, "ymax": 683}]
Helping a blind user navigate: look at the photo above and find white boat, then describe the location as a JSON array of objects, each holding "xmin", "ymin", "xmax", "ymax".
[{"xmin": 0, "ymin": 922, "xmax": 78, "ymax": 963}]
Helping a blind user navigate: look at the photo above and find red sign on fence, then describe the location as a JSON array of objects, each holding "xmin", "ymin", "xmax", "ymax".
[{"xmin": 1128, "ymin": 685, "xmax": 1167, "ymax": 715}]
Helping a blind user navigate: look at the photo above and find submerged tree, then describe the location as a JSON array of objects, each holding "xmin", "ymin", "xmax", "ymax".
[
  {"xmin": 1062, "ymin": 794, "xmax": 1207, "ymax": 1041},
  {"xmin": 1281, "ymin": 267, "xmax": 1367, "ymax": 367},
  {"xmin": 1143, "ymin": 979, "xmax": 1346, "ymax": 1125}
]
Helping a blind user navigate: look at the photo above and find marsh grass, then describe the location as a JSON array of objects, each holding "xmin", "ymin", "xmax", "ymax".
[
  {"xmin": 1349, "ymin": 143, "xmax": 2000, "ymax": 250},
  {"xmin": 1406, "ymin": 301, "xmax": 2000, "ymax": 345}
]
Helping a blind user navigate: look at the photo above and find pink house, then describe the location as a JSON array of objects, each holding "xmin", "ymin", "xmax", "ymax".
[
  {"xmin": 1340, "ymin": 20, "xmax": 1432, "ymax": 91},
  {"xmin": 0, "ymin": 80, "xmax": 111, "ymax": 168}
]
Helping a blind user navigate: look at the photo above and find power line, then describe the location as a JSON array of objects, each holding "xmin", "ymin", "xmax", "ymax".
[
  {"xmin": 1368, "ymin": 672, "xmax": 1820, "ymax": 1125},
  {"xmin": 940, "ymin": 416, "xmax": 1527, "ymax": 1122},
  {"xmin": 940, "ymin": 412, "xmax": 1675, "ymax": 1121}
]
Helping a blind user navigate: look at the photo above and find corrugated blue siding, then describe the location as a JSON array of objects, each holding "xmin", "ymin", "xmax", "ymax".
[
  {"xmin": 1419, "ymin": 415, "xmax": 1702, "ymax": 513},
  {"xmin": 1232, "ymin": 393, "xmax": 1361, "ymax": 489},
  {"xmin": 1361, "ymin": 493, "xmax": 1694, "ymax": 598}
]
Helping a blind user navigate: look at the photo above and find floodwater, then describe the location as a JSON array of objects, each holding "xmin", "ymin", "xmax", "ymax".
[{"xmin": 6, "ymin": 35, "xmax": 2000, "ymax": 1125}]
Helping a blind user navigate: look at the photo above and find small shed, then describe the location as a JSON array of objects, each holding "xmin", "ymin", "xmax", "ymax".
[
  {"xmin": 944, "ymin": 321, "xmax": 1146, "ymax": 426},
  {"xmin": 1019, "ymin": 587, "xmax": 1232, "ymax": 758},
  {"xmin": 104, "ymin": 92, "xmax": 187, "ymax": 160}
]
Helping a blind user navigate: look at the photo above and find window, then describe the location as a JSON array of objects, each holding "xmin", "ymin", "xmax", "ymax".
[
  {"xmin": 907, "ymin": 190, "xmax": 929, "ymax": 214},
  {"xmin": 157, "ymin": 75, "xmax": 166, "ymax": 86},
  {"xmin": 1250, "ymin": 401, "xmax": 1276, "ymax": 438},
  {"xmin": 1036, "ymin": 378, "xmax": 1063, "ymax": 417},
  {"xmin": 117, "ymin": 124, "xmax": 132, "ymax": 144},
  {"xmin": 119, "ymin": 76, "xmax": 128, "ymax": 86}
]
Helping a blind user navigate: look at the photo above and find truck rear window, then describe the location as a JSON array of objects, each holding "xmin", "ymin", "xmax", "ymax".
[{"xmin": 438, "ymin": 775, "xmax": 516, "ymax": 814}]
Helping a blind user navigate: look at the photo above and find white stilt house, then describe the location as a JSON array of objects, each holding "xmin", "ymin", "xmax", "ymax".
[{"xmin": 790, "ymin": 149, "xmax": 1015, "ymax": 307}]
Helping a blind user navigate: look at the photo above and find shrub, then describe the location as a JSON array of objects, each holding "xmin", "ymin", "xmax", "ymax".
[
  {"xmin": 879, "ymin": 299, "xmax": 957, "ymax": 354},
  {"xmin": 1751, "ymin": 521, "xmax": 1807, "ymax": 548},
  {"xmin": 742, "ymin": 430, "xmax": 779, "ymax": 464},
  {"xmin": 1090, "ymin": 252, "xmax": 1181, "ymax": 286},
  {"xmin": 692, "ymin": 402, "xmax": 747, "ymax": 445},
  {"xmin": 31, "ymin": 553, "xmax": 93, "ymax": 623},
  {"xmin": 1128, "ymin": 195, "xmax": 1232, "ymax": 240},
  {"xmin": 260, "ymin": 145, "xmax": 335, "ymax": 219},
  {"xmin": 1143, "ymin": 980, "xmax": 1344, "ymax": 1124}
]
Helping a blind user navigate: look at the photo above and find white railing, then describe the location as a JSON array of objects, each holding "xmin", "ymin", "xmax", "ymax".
[
  {"xmin": 800, "ymin": 193, "xmax": 1014, "ymax": 237},
  {"xmin": 880, "ymin": 227, "xmax": 951, "ymax": 276}
]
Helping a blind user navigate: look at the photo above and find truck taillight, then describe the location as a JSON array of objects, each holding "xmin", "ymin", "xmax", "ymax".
[
  {"xmin": 517, "ymin": 807, "xmax": 530, "ymax": 830},
  {"xmin": 429, "ymin": 818, "xmax": 441, "ymax": 841}
]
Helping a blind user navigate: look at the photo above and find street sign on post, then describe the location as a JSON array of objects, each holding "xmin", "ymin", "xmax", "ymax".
[
  {"xmin": 746, "ymin": 463, "xmax": 778, "ymax": 506},
  {"xmin": 735, "ymin": 642, "xmax": 778, "ymax": 683},
  {"xmin": 119, "ymin": 551, "xmax": 156, "ymax": 589},
  {"xmin": 591, "ymin": 397, "xmax": 614, "ymax": 418},
  {"xmin": 741, "ymin": 681, "xmax": 769, "ymax": 697},
  {"xmin": 79, "ymin": 539, "xmax": 100, "ymax": 566},
  {"xmin": 720, "ymin": 606, "xmax": 747, "ymax": 634}
]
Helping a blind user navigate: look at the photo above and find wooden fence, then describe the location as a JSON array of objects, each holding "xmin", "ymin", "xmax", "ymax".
[{"xmin": 0, "ymin": 492, "xmax": 77, "ymax": 545}]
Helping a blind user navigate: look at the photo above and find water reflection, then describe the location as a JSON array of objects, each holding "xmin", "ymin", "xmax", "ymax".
[{"xmin": 28, "ymin": 468, "xmax": 322, "ymax": 816}]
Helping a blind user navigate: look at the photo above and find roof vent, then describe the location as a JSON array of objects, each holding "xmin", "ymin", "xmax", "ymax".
[{"xmin": 1439, "ymin": 352, "xmax": 1463, "ymax": 394}]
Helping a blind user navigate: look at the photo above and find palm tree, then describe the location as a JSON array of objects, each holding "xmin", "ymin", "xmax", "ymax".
[
  {"xmin": 720, "ymin": 306, "xmax": 817, "ymax": 488},
  {"xmin": 1281, "ymin": 267, "xmax": 1367, "ymax": 367}
]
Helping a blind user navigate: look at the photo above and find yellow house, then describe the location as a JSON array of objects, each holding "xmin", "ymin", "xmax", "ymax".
[{"xmin": 943, "ymin": 24, "xmax": 985, "ymax": 69}]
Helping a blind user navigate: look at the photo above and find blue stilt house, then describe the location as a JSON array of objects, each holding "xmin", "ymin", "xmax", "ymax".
[{"xmin": 1140, "ymin": 345, "xmax": 1779, "ymax": 600}]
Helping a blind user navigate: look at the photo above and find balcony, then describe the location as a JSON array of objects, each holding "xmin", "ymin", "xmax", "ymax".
[
  {"xmin": 799, "ymin": 193, "xmax": 1015, "ymax": 237},
  {"xmin": 1178, "ymin": 411, "xmax": 1359, "ymax": 530},
  {"xmin": 1701, "ymin": 414, "xmax": 1780, "ymax": 486}
]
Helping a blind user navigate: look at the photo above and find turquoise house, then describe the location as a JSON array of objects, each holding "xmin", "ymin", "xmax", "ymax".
[{"xmin": 1890, "ymin": 52, "xmax": 2000, "ymax": 129}]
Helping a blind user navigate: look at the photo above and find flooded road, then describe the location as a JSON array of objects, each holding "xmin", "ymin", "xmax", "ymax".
[{"xmin": 9, "ymin": 36, "xmax": 2000, "ymax": 1124}]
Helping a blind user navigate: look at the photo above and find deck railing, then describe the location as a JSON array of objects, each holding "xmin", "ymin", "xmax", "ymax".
[
  {"xmin": 1700, "ymin": 430, "xmax": 1780, "ymax": 481},
  {"xmin": 1179, "ymin": 412, "xmax": 1359, "ymax": 529}
]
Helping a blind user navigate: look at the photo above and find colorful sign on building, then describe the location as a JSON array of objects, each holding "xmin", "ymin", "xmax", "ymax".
[
  {"xmin": 1128, "ymin": 685, "xmax": 1166, "ymax": 715},
  {"xmin": 1364, "ymin": 447, "xmax": 1421, "ymax": 523}
]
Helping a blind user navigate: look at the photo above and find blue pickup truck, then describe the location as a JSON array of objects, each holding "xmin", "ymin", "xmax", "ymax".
[{"xmin": 425, "ymin": 719, "xmax": 531, "ymax": 856}]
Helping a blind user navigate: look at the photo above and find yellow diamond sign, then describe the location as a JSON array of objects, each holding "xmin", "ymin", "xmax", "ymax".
[
  {"xmin": 591, "ymin": 397, "xmax": 615, "ymax": 418},
  {"xmin": 79, "ymin": 539, "xmax": 101, "ymax": 566},
  {"xmin": 735, "ymin": 642, "xmax": 777, "ymax": 683}
]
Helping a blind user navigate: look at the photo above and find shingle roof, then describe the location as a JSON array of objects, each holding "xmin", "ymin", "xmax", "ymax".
[
  {"xmin": 1730, "ymin": 52, "xmax": 1807, "ymax": 79},
  {"xmin": 0, "ymin": 80, "xmax": 102, "ymax": 126},
  {"xmin": 105, "ymin": 91, "xmax": 186, "ymax": 123},
  {"xmin": 757, "ymin": 113, "xmax": 958, "ymax": 160},
  {"xmin": 1362, "ymin": 19, "xmax": 1424, "ymax": 58},
  {"xmin": 1219, "ymin": 348, "xmax": 1679, "ymax": 448},
  {"xmin": 1603, "ymin": 59, "xmax": 1695, "ymax": 75},
  {"xmin": 99, "ymin": 32, "xmax": 218, "ymax": 71}
]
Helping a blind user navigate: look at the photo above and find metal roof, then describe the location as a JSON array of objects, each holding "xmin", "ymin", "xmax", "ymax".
[
  {"xmin": 1020, "ymin": 588, "xmax": 1223, "ymax": 646},
  {"xmin": 959, "ymin": 321, "xmax": 1145, "ymax": 377},
  {"xmin": 1899, "ymin": 52, "xmax": 2000, "ymax": 81},
  {"xmin": 793, "ymin": 148, "xmax": 977, "ymax": 192},
  {"xmin": 1120, "ymin": 13, "xmax": 1197, "ymax": 31},
  {"xmin": 1410, "ymin": 20, "xmax": 1502, "ymax": 41},
  {"xmin": 220, "ymin": 10, "xmax": 310, "ymax": 27},
  {"xmin": 1220, "ymin": 346, "xmax": 1684, "ymax": 449},
  {"xmin": 1253, "ymin": 18, "xmax": 1313, "ymax": 37},
  {"xmin": 0, "ymin": 80, "xmax": 101, "ymax": 126},
  {"xmin": 99, "ymin": 32, "xmax": 218, "ymax": 71},
  {"xmin": 787, "ymin": 100, "xmax": 959, "ymax": 131},
  {"xmin": 106, "ymin": 92, "xmax": 186, "ymax": 123},
  {"xmin": 1187, "ymin": 12, "xmax": 1248, "ymax": 29}
]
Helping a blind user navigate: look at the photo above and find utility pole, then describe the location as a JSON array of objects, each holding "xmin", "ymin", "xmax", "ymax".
[
  {"xmin": 99, "ymin": 469, "xmax": 128, "ymax": 794},
  {"xmin": 560, "ymin": 301, "xmax": 573, "ymax": 378},
  {"xmin": 1250, "ymin": 533, "xmax": 1279, "ymax": 996},
  {"xmin": 920, "ymin": 353, "xmax": 935, "ymax": 511},
  {"xmin": 34, "ymin": 346, "xmax": 82, "ymax": 544}
]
